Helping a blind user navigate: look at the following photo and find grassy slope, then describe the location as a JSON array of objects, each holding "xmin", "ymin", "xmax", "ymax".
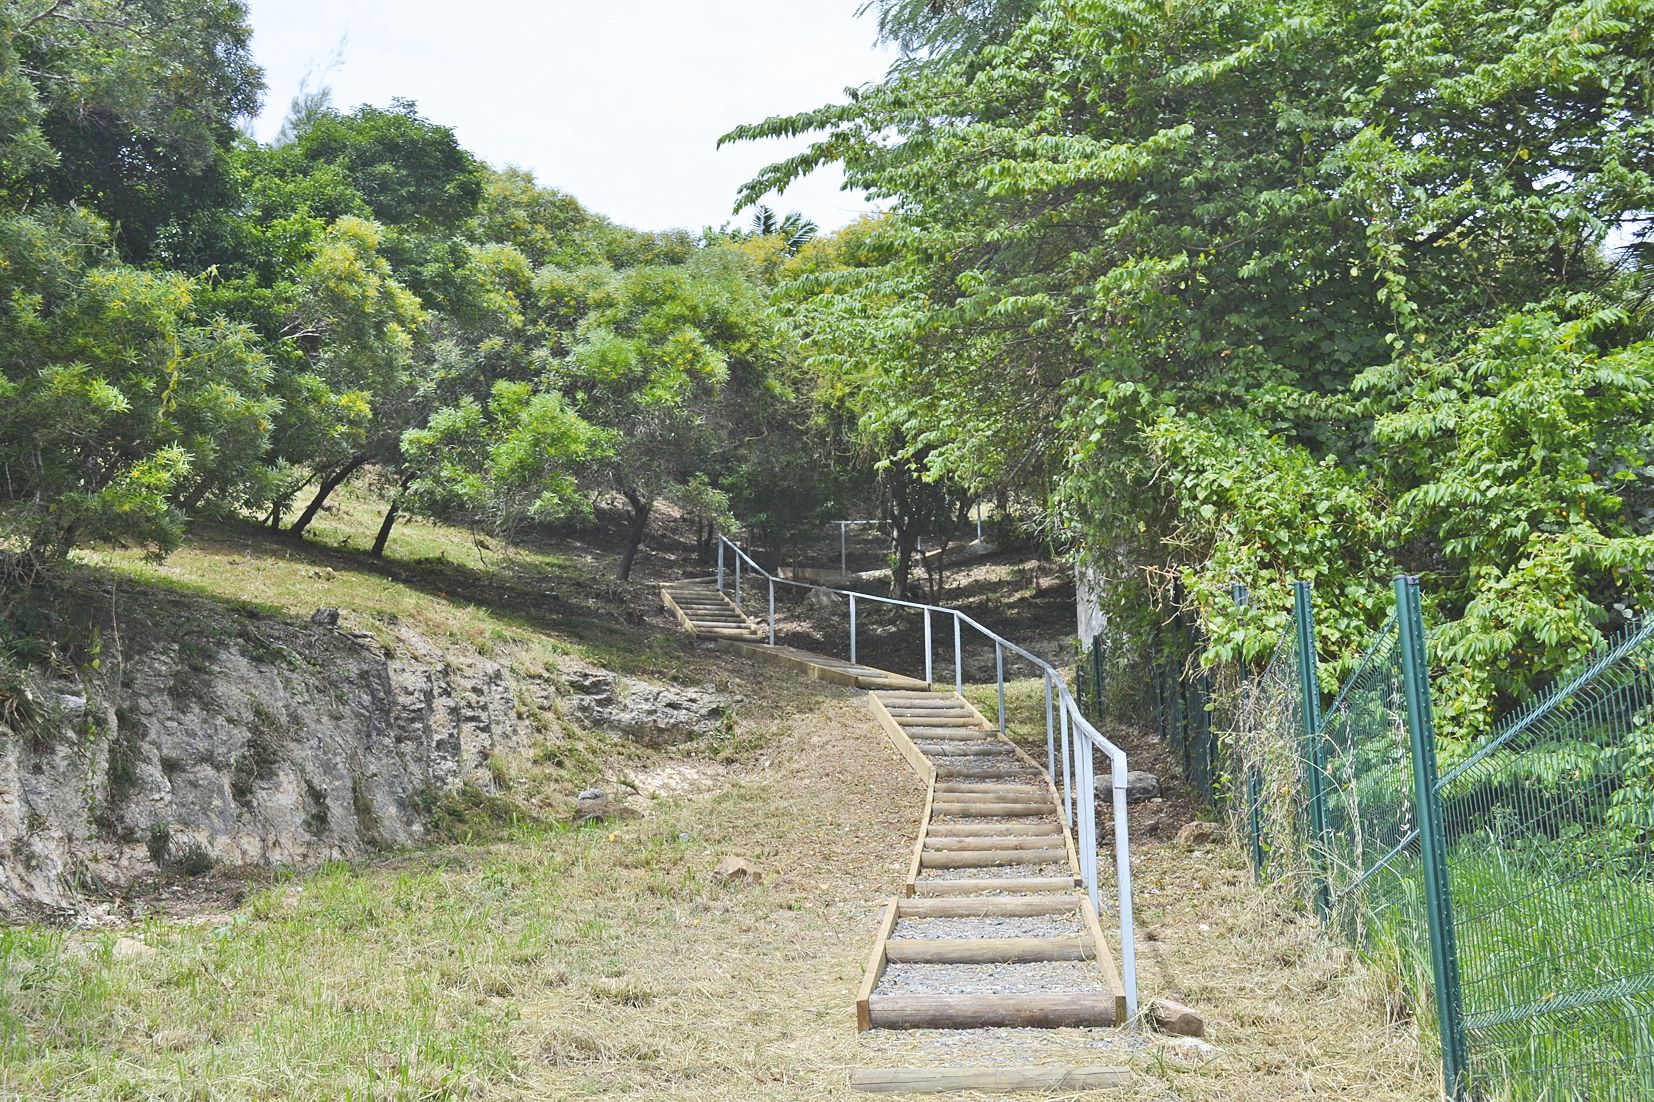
[
  {"xmin": 2, "ymin": 488, "xmax": 927, "ymax": 1099},
  {"xmin": 1, "ymin": 494, "xmax": 1433, "ymax": 1100}
]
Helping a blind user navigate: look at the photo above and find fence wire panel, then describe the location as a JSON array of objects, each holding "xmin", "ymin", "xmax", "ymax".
[
  {"xmin": 1434, "ymin": 617, "xmax": 1654, "ymax": 1101},
  {"xmin": 1150, "ymin": 616, "xmax": 1223, "ymax": 806},
  {"xmin": 1230, "ymin": 616, "xmax": 1308, "ymax": 885},
  {"xmin": 1317, "ymin": 619, "xmax": 1430, "ymax": 951}
]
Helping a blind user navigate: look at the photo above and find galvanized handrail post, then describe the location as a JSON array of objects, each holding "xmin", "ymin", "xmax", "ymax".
[
  {"xmin": 952, "ymin": 612, "xmax": 963, "ymax": 694},
  {"xmin": 1293, "ymin": 580, "xmax": 1331, "ymax": 918},
  {"xmin": 923, "ymin": 608, "xmax": 933, "ymax": 687},
  {"xmin": 1060, "ymin": 698, "xmax": 1073, "ymax": 825},
  {"xmin": 995, "ymin": 640, "xmax": 1005, "ymax": 734},
  {"xmin": 1077, "ymin": 723, "xmax": 1093, "ymax": 894},
  {"xmin": 849, "ymin": 593, "xmax": 858, "ymax": 666},
  {"xmin": 1396, "ymin": 575, "xmax": 1469, "ymax": 1100},
  {"xmin": 1044, "ymin": 674, "xmax": 1056, "ymax": 784},
  {"xmin": 717, "ymin": 539, "xmax": 725, "ymax": 592},
  {"xmin": 767, "ymin": 578, "xmax": 776, "ymax": 645},
  {"xmin": 734, "ymin": 551, "xmax": 742, "ymax": 607},
  {"xmin": 1109, "ymin": 743, "xmax": 1140, "ymax": 1021}
]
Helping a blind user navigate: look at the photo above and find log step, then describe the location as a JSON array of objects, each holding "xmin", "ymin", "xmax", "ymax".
[
  {"xmin": 865, "ymin": 992, "xmax": 1115, "ymax": 1030},
  {"xmin": 894, "ymin": 716, "xmax": 979, "ymax": 728},
  {"xmin": 919, "ymin": 744, "xmax": 1016, "ymax": 758},
  {"xmin": 920, "ymin": 847, "xmax": 1068, "ymax": 869},
  {"xmin": 883, "ymin": 936, "xmax": 1090, "ymax": 964},
  {"xmin": 849, "ymin": 1065, "xmax": 1129, "ymax": 1093},
  {"xmin": 934, "ymin": 783, "xmax": 1047, "ymax": 796},
  {"xmin": 933, "ymin": 764, "xmax": 1037, "ymax": 780},
  {"xmin": 924, "ymin": 834, "xmax": 1063, "ymax": 851},
  {"xmin": 930, "ymin": 791, "xmax": 1050, "ymax": 805},
  {"xmin": 904, "ymin": 729, "xmax": 995, "ymax": 742},
  {"xmin": 898, "ymin": 896, "xmax": 1079, "ymax": 918},
  {"xmin": 910, "ymin": 877, "xmax": 1076, "ymax": 896},
  {"xmin": 931, "ymin": 802, "xmax": 1054, "ymax": 817},
  {"xmin": 902, "ymin": 728, "xmax": 995, "ymax": 741}
]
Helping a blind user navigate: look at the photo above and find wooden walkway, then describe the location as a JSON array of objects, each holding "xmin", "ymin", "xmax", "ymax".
[
  {"xmin": 663, "ymin": 580, "xmax": 1129, "ymax": 1093},
  {"xmin": 859, "ymin": 689, "xmax": 1127, "ymax": 1031}
]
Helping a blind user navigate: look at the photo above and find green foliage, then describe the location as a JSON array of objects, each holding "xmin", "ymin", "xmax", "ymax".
[
  {"xmin": 0, "ymin": 208, "xmax": 274, "ymax": 560},
  {"xmin": 11, "ymin": 0, "xmax": 262, "ymax": 260},
  {"xmin": 402, "ymin": 382, "xmax": 612, "ymax": 535},
  {"xmin": 286, "ymin": 100, "xmax": 485, "ymax": 232},
  {"xmin": 734, "ymin": 0, "xmax": 1654, "ymax": 731}
]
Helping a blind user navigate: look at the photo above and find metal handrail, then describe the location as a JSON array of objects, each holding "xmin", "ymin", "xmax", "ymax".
[{"xmin": 716, "ymin": 533, "xmax": 1139, "ymax": 1020}]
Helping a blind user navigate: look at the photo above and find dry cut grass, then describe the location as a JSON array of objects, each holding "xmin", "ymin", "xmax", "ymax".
[{"xmin": 0, "ymin": 688, "xmax": 924, "ymax": 1101}]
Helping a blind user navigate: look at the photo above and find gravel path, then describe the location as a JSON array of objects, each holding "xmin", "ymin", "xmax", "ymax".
[
  {"xmin": 890, "ymin": 915, "xmax": 1084, "ymax": 940},
  {"xmin": 878, "ymin": 960, "xmax": 1109, "ymax": 995}
]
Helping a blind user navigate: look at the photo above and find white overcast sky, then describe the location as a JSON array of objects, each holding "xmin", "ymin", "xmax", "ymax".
[{"xmin": 244, "ymin": 1, "xmax": 895, "ymax": 233}]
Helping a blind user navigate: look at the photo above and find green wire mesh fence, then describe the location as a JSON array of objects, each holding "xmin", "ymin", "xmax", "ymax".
[
  {"xmin": 1093, "ymin": 574, "xmax": 1654, "ymax": 1100},
  {"xmin": 1437, "ymin": 615, "xmax": 1654, "ymax": 1101}
]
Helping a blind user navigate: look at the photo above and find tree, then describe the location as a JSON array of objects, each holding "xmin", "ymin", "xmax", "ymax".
[
  {"xmin": 12, "ymin": 0, "xmax": 263, "ymax": 262},
  {"xmin": 746, "ymin": 205, "xmax": 819, "ymax": 256},
  {"xmin": 556, "ymin": 249, "xmax": 786, "ymax": 579},
  {"xmin": 0, "ymin": 208, "xmax": 272, "ymax": 582},
  {"xmin": 730, "ymin": 0, "xmax": 1654, "ymax": 729}
]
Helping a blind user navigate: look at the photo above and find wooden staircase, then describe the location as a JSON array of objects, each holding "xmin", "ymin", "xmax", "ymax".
[
  {"xmin": 857, "ymin": 690, "xmax": 1127, "ymax": 1034},
  {"xmin": 661, "ymin": 582, "xmax": 765, "ymax": 639},
  {"xmin": 660, "ymin": 578, "xmax": 1131, "ymax": 1092},
  {"xmin": 661, "ymin": 582, "xmax": 930, "ymax": 690}
]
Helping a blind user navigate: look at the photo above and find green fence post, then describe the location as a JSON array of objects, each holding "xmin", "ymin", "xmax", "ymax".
[
  {"xmin": 1394, "ymin": 575, "xmax": 1469, "ymax": 1101},
  {"xmin": 1293, "ymin": 580, "xmax": 1331, "ymax": 918}
]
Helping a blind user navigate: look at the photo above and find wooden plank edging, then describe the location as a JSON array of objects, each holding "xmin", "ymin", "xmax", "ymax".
[
  {"xmin": 856, "ymin": 899, "xmax": 900, "ymax": 1033},
  {"xmin": 866, "ymin": 693, "xmax": 940, "ymax": 786},
  {"xmin": 1081, "ymin": 892, "xmax": 1129, "ymax": 1025},
  {"xmin": 905, "ymin": 777, "xmax": 935, "ymax": 896}
]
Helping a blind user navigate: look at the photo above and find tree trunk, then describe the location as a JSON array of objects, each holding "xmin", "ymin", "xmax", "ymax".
[
  {"xmin": 891, "ymin": 524, "xmax": 918, "ymax": 599},
  {"xmin": 288, "ymin": 452, "xmax": 372, "ymax": 537},
  {"xmin": 370, "ymin": 471, "xmax": 414, "ymax": 559},
  {"xmin": 618, "ymin": 491, "xmax": 652, "ymax": 581}
]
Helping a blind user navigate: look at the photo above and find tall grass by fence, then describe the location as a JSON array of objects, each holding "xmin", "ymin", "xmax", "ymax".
[{"xmin": 1081, "ymin": 576, "xmax": 1654, "ymax": 1101}]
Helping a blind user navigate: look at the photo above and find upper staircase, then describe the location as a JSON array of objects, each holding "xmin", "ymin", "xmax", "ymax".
[
  {"xmin": 662, "ymin": 581, "xmax": 929, "ymax": 691},
  {"xmin": 661, "ymin": 581, "xmax": 765, "ymax": 639}
]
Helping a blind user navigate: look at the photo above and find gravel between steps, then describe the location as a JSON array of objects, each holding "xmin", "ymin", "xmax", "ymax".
[
  {"xmin": 877, "ymin": 960, "xmax": 1109, "ymax": 996},
  {"xmin": 928, "ymin": 813, "xmax": 1059, "ymax": 824},
  {"xmin": 920, "ymin": 862, "xmax": 1069, "ymax": 880},
  {"xmin": 890, "ymin": 915, "xmax": 1084, "ymax": 940}
]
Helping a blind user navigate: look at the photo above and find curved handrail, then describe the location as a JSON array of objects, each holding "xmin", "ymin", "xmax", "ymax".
[{"xmin": 716, "ymin": 533, "xmax": 1139, "ymax": 1019}]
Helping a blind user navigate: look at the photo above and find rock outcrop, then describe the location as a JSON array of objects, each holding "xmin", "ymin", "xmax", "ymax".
[{"xmin": 0, "ymin": 596, "xmax": 714, "ymax": 918}]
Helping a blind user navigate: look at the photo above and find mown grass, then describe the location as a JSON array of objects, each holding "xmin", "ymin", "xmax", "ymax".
[
  {"xmin": 73, "ymin": 483, "xmax": 695, "ymax": 680},
  {"xmin": 0, "ymin": 728, "xmax": 914, "ymax": 1102}
]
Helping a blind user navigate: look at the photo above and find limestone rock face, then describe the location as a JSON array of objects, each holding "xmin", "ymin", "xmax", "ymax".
[
  {"xmin": 0, "ymin": 606, "xmax": 570, "ymax": 919},
  {"xmin": 565, "ymin": 669, "xmax": 733, "ymax": 748}
]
